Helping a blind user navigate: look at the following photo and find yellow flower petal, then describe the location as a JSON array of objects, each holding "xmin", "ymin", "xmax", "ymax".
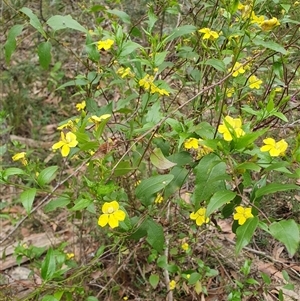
[
  {"xmin": 61, "ymin": 144, "xmax": 70, "ymax": 157},
  {"xmin": 98, "ymin": 214, "xmax": 109, "ymax": 227}
]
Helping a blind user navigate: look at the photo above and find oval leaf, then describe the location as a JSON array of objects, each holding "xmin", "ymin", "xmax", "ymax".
[
  {"xmin": 149, "ymin": 274, "xmax": 160, "ymax": 289},
  {"xmin": 135, "ymin": 175, "xmax": 174, "ymax": 206},
  {"xmin": 47, "ymin": 15, "xmax": 87, "ymax": 33},
  {"xmin": 41, "ymin": 248, "xmax": 56, "ymax": 280},
  {"xmin": 255, "ymin": 183, "xmax": 300, "ymax": 199},
  {"xmin": 269, "ymin": 220, "xmax": 300, "ymax": 256},
  {"xmin": 150, "ymin": 148, "xmax": 177, "ymax": 170},
  {"xmin": 236, "ymin": 217, "xmax": 259, "ymax": 255},
  {"xmin": 206, "ymin": 190, "xmax": 236, "ymax": 217},
  {"xmin": 4, "ymin": 24, "xmax": 24, "ymax": 64},
  {"xmin": 20, "ymin": 7, "xmax": 46, "ymax": 38},
  {"xmin": 38, "ymin": 41, "xmax": 52, "ymax": 69},
  {"xmin": 70, "ymin": 198, "xmax": 93, "ymax": 211},
  {"xmin": 37, "ymin": 166, "xmax": 58, "ymax": 187},
  {"xmin": 20, "ymin": 188, "xmax": 36, "ymax": 214}
]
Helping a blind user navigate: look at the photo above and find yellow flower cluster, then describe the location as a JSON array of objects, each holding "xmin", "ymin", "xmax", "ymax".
[
  {"xmin": 218, "ymin": 116, "xmax": 245, "ymax": 141},
  {"xmin": 12, "ymin": 152, "xmax": 28, "ymax": 166},
  {"xmin": 76, "ymin": 100, "xmax": 86, "ymax": 111},
  {"xmin": 229, "ymin": 62, "xmax": 246, "ymax": 77},
  {"xmin": 117, "ymin": 67, "xmax": 134, "ymax": 78},
  {"xmin": 260, "ymin": 138, "xmax": 288, "ymax": 157},
  {"xmin": 154, "ymin": 193, "xmax": 164, "ymax": 204},
  {"xmin": 198, "ymin": 28, "xmax": 219, "ymax": 40},
  {"xmin": 97, "ymin": 39, "xmax": 114, "ymax": 51},
  {"xmin": 139, "ymin": 74, "xmax": 169, "ymax": 96},
  {"xmin": 89, "ymin": 114, "xmax": 111, "ymax": 129},
  {"xmin": 238, "ymin": 3, "xmax": 280, "ymax": 31},
  {"xmin": 184, "ymin": 138, "xmax": 213, "ymax": 159}
]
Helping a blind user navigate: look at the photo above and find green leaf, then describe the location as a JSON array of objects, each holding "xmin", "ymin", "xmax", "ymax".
[
  {"xmin": 3, "ymin": 167, "xmax": 26, "ymax": 179},
  {"xmin": 114, "ymin": 161, "xmax": 132, "ymax": 176},
  {"xmin": 46, "ymin": 15, "xmax": 87, "ymax": 33},
  {"xmin": 253, "ymin": 37, "xmax": 287, "ymax": 55},
  {"xmin": 154, "ymin": 51, "xmax": 168, "ymax": 66},
  {"xmin": 135, "ymin": 175, "xmax": 174, "ymax": 206},
  {"xmin": 70, "ymin": 198, "xmax": 93, "ymax": 211},
  {"xmin": 203, "ymin": 59, "xmax": 225, "ymax": 72},
  {"xmin": 272, "ymin": 112, "xmax": 288, "ymax": 122},
  {"xmin": 146, "ymin": 219, "xmax": 165, "ymax": 252},
  {"xmin": 269, "ymin": 220, "xmax": 300, "ymax": 256},
  {"xmin": 236, "ymin": 162, "xmax": 261, "ymax": 172},
  {"xmin": 206, "ymin": 190, "xmax": 236, "ymax": 217},
  {"xmin": 165, "ymin": 25, "xmax": 197, "ymax": 42},
  {"xmin": 44, "ymin": 196, "xmax": 71, "ymax": 213},
  {"xmin": 193, "ymin": 154, "xmax": 226, "ymax": 209},
  {"xmin": 255, "ymin": 183, "xmax": 300, "ymax": 199},
  {"xmin": 149, "ymin": 274, "xmax": 160, "ymax": 289},
  {"xmin": 20, "ymin": 7, "xmax": 46, "ymax": 38},
  {"xmin": 86, "ymin": 297, "xmax": 98, "ymax": 301},
  {"xmin": 119, "ymin": 41, "xmax": 141, "ymax": 56},
  {"xmin": 37, "ymin": 166, "xmax": 58, "ymax": 187},
  {"xmin": 41, "ymin": 296, "xmax": 59, "ymax": 301},
  {"xmin": 41, "ymin": 248, "xmax": 56, "ymax": 280},
  {"xmin": 235, "ymin": 129, "xmax": 267, "ymax": 150},
  {"xmin": 164, "ymin": 166, "xmax": 189, "ymax": 198},
  {"xmin": 57, "ymin": 78, "xmax": 89, "ymax": 90},
  {"xmin": 236, "ymin": 217, "xmax": 259, "ymax": 255},
  {"xmin": 20, "ymin": 188, "xmax": 36, "ymax": 214},
  {"xmin": 4, "ymin": 24, "xmax": 24, "ymax": 64},
  {"xmin": 106, "ymin": 9, "xmax": 131, "ymax": 24},
  {"xmin": 150, "ymin": 148, "xmax": 177, "ymax": 170},
  {"xmin": 38, "ymin": 41, "xmax": 52, "ymax": 69}
]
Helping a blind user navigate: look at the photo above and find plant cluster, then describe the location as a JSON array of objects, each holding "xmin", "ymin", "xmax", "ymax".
[{"xmin": 1, "ymin": 0, "xmax": 300, "ymax": 300}]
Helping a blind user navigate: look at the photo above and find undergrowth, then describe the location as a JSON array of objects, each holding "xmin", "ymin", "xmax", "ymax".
[{"xmin": 1, "ymin": 0, "xmax": 300, "ymax": 300}]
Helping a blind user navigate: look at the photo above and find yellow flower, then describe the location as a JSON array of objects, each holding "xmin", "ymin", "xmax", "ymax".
[
  {"xmin": 218, "ymin": 116, "xmax": 245, "ymax": 141},
  {"xmin": 190, "ymin": 208, "xmax": 209, "ymax": 226},
  {"xmin": 98, "ymin": 201, "xmax": 126, "ymax": 229},
  {"xmin": 197, "ymin": 140, "xmax": 213, "ymax": 159},
  {"xmin": 76, "ymin": 100, "xmax": 86, "ymax": 111},
  {"xmin": 181, "ymin": 242, "xmax": 189, "ymax": 251},
  {"xmin": 249, "ymin": 75, "xmax": 263, "ymax": 89},
  {"xmin": 184, "ymin": 138, "xmax": 199, "ymax": 150},
  {"xmin": 57, "ymin": 120, "xmax": 76, "ymax": 131},
  {"xmin": 12, "ymin": 152, "xmax": 28, "ymax": 166},
  {"xmin": 250, "ymin": 12, "xmax": 265, "ymax": 25},
  {"xmin": 52, "ymin": 132, "xmax": 78, "ymax": 157},
  {"xmin": 260, "ymin": 138, "xmax": 288, "ymax": 157},
  {"xmin": 66, "ymin": 253, "xmax": 74, "ymax": 260},
  {"xmin": 88, "ymin": 114, "xmax": 111, "ymax": 128},
  {"xmin": 198, "ymin": 28, "xmax": 219, "ymax": 40},
  {"xmin": 186, "ymin": 274, "xmax": 190, "ymax": 279},
  {"xmin": 260, "ymin": 17, "xmax": 280, "ymax": 31},
  {"xmin": 139, "ymin": 74, "xmax": 154, "ymax": 90},
  {"xmin": 229, "ymin": 62, "xmax": 246, "ymax": 77},
  {"xmin": 233, "ymin": 206, "xmax": 253, "ymax": 225},
  {"xmin": 97, "ymin": 39, "xmax": 114, "ymax": 50},
  {"xmin": 117, "ymin": 67, "xmax": 134, "ymax": 78},
  {"xmin": 154, "ymin": 193, "xmax": 164, "ymax": 204},
  {"xmin": 139, "ymin": 74, "xmax": 169, "ymax": 96},
  {"xmin": 169, "ymin": 280, "xmax": 176, "ymax": 290},
  {"xmin": 226, "ymin": 87, "xmax": 235, "ymax": 98}
]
